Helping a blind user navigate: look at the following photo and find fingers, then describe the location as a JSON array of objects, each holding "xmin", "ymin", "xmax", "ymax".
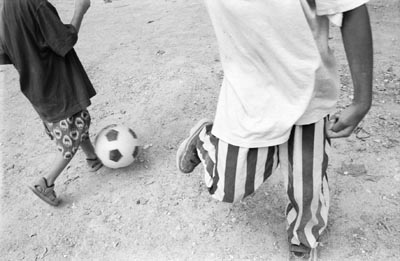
[
  {"xmin": 326, "ymin": 112, "xmax": 340, "ymax": 131},
  {"xmin": 325, "ymin": 103, "xmax": 369, "ymax": 139},
  {"xmin": 330, "ymin": 120, "xmax": 347, "ymax": 133},
  {"xmin": 326, "ymin": 126, "xmax": 353, "ymax": 138},
  {"xmin": 325, "ymin": 112, "xmax": 355, "ymax": 138},
  {"xmin": 326, "ymin": 118, "xmax": 357, "ymax": 138}
]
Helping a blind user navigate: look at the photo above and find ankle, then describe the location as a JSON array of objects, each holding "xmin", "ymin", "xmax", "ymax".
[
  {"xmin": 43, "ymin": 177, "xmax": 55, "ymax": 187},
  {"xmin": 84, "ymin": 152, "xmax": 98, "ymax": 160}
]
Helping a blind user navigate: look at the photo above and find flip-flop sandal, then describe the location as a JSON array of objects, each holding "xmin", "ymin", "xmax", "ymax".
[
  {"xmin": 86, "ymin": 157, "xmax": 103, "ymax": 172},
  {"xmin": 29, "ymin": 177, "xmax": 59, "ymax": 206}
]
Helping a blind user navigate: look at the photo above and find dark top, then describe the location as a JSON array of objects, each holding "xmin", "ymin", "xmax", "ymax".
[{"xmin": 0, "ymin": 0, "xmax": 96, "ymax": 122}]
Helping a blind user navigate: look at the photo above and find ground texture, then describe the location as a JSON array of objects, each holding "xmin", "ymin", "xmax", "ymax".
[{"xmin": 1, "ymin": 0, "xmax": 399, "ymax": 260}]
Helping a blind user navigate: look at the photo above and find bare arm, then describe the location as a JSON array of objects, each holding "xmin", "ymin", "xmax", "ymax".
[
  {"xmin": 70, "ymin": 0, "xmax": 91, "ymax": 33},
  {"xmin": 326, "ymin": 4, "xmax": 373, "ymax": 138}
]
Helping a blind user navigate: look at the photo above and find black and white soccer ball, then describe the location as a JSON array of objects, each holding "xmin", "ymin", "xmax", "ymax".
[{"xmin": 95, "ymin": 124, "xmax": 140, "ymax": 169}]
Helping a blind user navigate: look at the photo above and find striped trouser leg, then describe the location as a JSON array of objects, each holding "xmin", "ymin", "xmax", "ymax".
[
  {"xmin": 279, "ymin": 118, "xmax": 330, "ymax": 249},
  {"xmin": 196, "ymin": 125, "xmax": 279, "ymax": 203}
]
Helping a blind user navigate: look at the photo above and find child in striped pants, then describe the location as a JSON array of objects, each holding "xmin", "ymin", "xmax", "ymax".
[{"xmin": 177, "ymin": 0, "xmax": 372, "ymax": 260}]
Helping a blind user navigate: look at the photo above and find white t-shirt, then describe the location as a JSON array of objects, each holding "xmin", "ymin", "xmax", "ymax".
[{"xmin": 205, "ymin": 0, "xmax": 369, "ymax": 148}]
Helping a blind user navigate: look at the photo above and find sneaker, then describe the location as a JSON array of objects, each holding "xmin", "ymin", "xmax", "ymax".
[
  {"xmin": 288, "ymin": 245, "xmax": 318, "ymax": 261},
  {"xmin": 176, "ymin": 119, "xmax": 212, "ymax": 173},
  {"xmin": 288, "ymin": 251, "xmax": 309, "ymax": 261}
]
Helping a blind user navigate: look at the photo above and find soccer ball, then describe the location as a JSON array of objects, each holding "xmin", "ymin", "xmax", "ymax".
[{"xmin": 94, "ymin": 124, "xmax": 140, "ymax": 169}]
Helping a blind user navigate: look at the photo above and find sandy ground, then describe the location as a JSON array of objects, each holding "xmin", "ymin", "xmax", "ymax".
[{"xmin": 1, "ymin": 0, "xmax": 399, "ymax": 260}]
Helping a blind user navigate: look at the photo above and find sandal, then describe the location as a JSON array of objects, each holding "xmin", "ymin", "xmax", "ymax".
[
  {"xmin": 86, "ymin": 157, "xmax": 103, "ymax": 172},
  {"xmin": 29, "ymin": 177, "xmax": 59, "ymax": 206}
]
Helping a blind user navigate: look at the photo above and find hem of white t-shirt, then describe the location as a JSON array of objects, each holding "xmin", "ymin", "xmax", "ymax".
[
  {"xmin": 316, "ymin": 0, "xmax": 369, "ymax": 16},
  {"xmin": 211, "ymin": 129, "xmax": 291, "ymax": 148},
  {"xmin": 211, "ymin": 110, "xmax": 334, "ymax": 148},
  {"xmin": 295, "ymin": 111, "xmax": 331, "ymax": 126}
]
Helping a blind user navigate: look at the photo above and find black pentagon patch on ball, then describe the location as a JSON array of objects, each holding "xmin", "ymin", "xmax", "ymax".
[
  {"xmin": 109, "ymin": 149, "xmax": 122, "ymax": 162},
  {"xmin": 132, "ymin": 146, "xmax": 139, "ymax": 158},
  {"xmin": 128, "ymin": 129, "xmax": 137, "ymax": 139},
  {"xmin": 106, "ymin": 129, "xmax": 119, "ymax": 142}
]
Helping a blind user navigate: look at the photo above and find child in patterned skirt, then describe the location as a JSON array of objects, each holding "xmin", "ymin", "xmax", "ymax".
[{"xmin": 1, "ymin": 0, "xmax": 102, "ymax": 206}]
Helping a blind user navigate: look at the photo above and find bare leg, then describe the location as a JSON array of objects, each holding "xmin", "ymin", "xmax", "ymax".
[
  {"xmin": 80, "ymin": 138, "xmax": 97, "ymax": 159},
  {"xmin": 43, "ymin": 137, "xmax": 99, "ymax": 185},
  {"xmin": 80, "ymin": 138, "xmax": 103, "ymax": 171},
  {"xmin": 45, "ymin": 153, "xmax": 72, "ymax": 185}
]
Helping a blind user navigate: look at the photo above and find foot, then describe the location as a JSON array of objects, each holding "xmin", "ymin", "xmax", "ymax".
[
  {"xmin": 86, "ymin": 157, "xmax": 103, "ymax": 172},
  {"xmin": 176, "ymin": 119, "xmax": 212, "ymax": 173},
  {"xmin": 29, "ymin": 177, "xmax": 60, "ymax": 206},
  {"xmin": 288, "ymin": 245, "xmax": 318, "ymax": 261}
]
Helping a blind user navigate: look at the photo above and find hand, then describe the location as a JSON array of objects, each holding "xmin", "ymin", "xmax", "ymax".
[
  {"xmin": 74, "ymin": 0, "xmax": 91, "ymax": 15},
  {"xmin": 326, "ymin": 103, "xmax": 370, "ymax": 139}
]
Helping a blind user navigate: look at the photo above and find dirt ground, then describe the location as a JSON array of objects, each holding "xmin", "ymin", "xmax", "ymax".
[{"xmin": 1, "ymin": 0, "xmax": 399, "ymax": 260}]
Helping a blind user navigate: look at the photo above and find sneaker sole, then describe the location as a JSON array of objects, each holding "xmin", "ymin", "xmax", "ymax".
[
  {"xmin": 176, "ymin": 118, "xmax": 212, "ymax": 173},
  {"xmin": 288, "ymin": 246, "xmax": 318, "ymax": 261}
]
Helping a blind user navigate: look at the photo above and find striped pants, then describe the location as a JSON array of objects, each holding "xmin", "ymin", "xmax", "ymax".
[{"xmin": 196, "ymin": 118, "xmax": 329, "ymax": 249}]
